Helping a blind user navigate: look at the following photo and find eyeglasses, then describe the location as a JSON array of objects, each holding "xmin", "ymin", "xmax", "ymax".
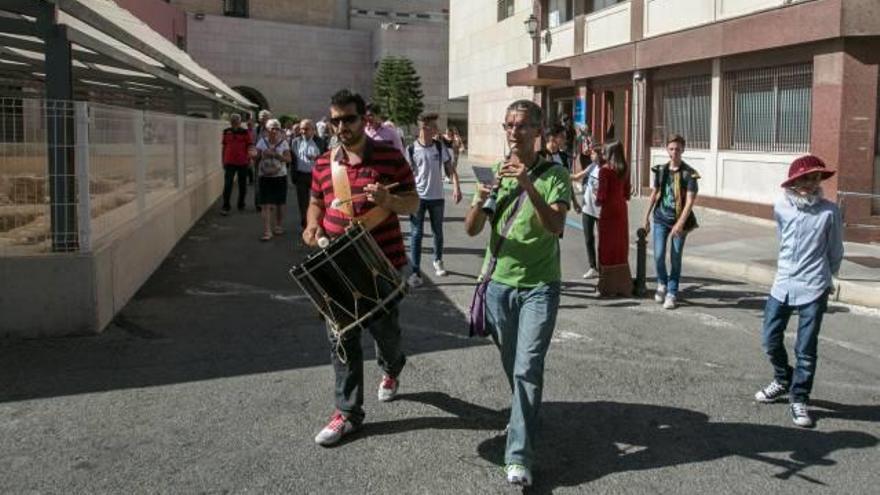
[
  {"xmin": 501, "ymin": 122, "xmax": 533, "ymax": 132},
  {"xmin": 330, "ymin": 114, "xmax": 360, "ymax": 127}
]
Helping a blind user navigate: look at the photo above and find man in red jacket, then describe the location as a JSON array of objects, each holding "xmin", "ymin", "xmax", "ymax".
[{"xmin": 220, "ymin": 113, "xmax": 255, "ymax": 215}]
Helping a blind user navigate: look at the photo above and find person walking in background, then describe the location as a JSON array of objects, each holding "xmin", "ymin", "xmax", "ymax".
[
  {"xmin": 595, "ymin": 141, "xmax": 632, "ymax": 297},
  {"xmin": 571, "ymin": 143, "xmax": 602, "ymax": 279},
  {"xmin": 465, "ymin": 99, "xmax": 570, "ymax": 488},
  {"xmin": 405, "ymin": 113, "xmax": 462, "ymax": 287},
  {"xmin": 644, "ymin": 134, "xmax": 700, "ymax": 309},
  {"xmin": 220, "ymin": 113, "xmax": 254, "ymax": 215},
  {"xmin": 315, "ymin": 116, "xmax": 329, "ymax": 141},
  {"xmin": 245, "ymin": 116, "xmax": 257, "ymax": 186},
  {"xmin": 545, "ymin": 124, "xmax": 581, "ymax": 215},
  {"xmin": 754, "ymin": 155, "xmax": 843, "ymax": 428},
  {"xmin": 254, "ymin": 119, "xmax": 291, "ymax": 241},
  {"xmin": 252, "ymin": 109, "xmax": 274, "ymax": 212},
  {"xmin": 365, "ymin": 102, "xmax": 405, "ymax": 154},
  {"xmin": 441, "ymin": 127, "xmax": 466, "ymax": 181},
  {"xmin": 289, "ymin": 119, "xmax": 325, "ymax": 230}
]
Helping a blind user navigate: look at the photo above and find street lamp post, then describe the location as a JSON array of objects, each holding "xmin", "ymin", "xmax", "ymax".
[{"xmin": 524, "ymin": 2, "xmax": 541, "ymax": 66}]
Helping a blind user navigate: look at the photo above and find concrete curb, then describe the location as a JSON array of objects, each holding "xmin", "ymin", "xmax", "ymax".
[{"xmin": 682, "ymin": 254, "xmax": 880, "ymax": 309}]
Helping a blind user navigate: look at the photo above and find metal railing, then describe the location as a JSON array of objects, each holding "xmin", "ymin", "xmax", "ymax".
[
  {"xmin": 0, "ymin": 97, "xmax": 224, "ymax": 256},
  {"xmin": 721, "ymin": 63, "xmax": 812, "ymax": 153},
  {"xmin": 651, "ymin": 74, "xmax": 712, "ymax": 150}
]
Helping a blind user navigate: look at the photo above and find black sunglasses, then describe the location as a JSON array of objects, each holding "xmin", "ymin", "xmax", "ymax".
[{"xmin": 330, "ymin": 114, "xmax": 360, "ymax": 126}]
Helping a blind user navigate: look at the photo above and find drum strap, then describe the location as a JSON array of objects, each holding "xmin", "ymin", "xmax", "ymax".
[{"xmin": 331, "ymin": 148, "xmax": 392, "ymax": 231}]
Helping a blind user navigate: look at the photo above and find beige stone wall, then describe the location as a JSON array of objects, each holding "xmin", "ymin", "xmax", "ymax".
[
  {"xmin": 449, "ymin": 0, "xmax": 533, "ymax": 160},
  {"xmin": 171, "ymin": 0, "xmax": 348, "ymax": 29},
  {"xmin": 186, "ymin": 14, "xmax": 372, "ymax": 119},
  {"xmin": 366, "ymin": 20, "xmax": 465, "ymax": 132},
  {"xmin": 467, "ymin": 86, "xmax": 533, "ymax": 163}
]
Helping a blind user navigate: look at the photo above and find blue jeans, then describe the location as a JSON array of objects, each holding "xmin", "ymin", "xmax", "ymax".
[
  {"xmin": 409, "ymin": 199, "xmax": 445, "ymax": 274},
  {"xmin": 761, "ymin": 292, "xmax": 828, "ymax": 403},
  {"xmin": 485, "ymin": 280, "xmax": 561, "ymax": 469},
  {"xmin": 653, "ymin": 221, "xmax": 687, "ymax": 296}
]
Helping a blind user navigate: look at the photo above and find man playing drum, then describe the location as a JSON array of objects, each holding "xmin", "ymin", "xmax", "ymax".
[{"xmin": 303, "ymin": 89, "xmax": 419, "ymax": 446}]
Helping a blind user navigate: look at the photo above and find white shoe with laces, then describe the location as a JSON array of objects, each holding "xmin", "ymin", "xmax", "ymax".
[
  {"xmin": 433, "ymin": 260, "xmax": 448, "ymax": 277},
  {"xmin": 377, "ymin": 375, "xmax": 399, "ymax": 402},
  {"xmin": 655, "ymin": 284, "xmax": 667, "ymax": 303},
  {"xmin": 506, "ymin": 464, "xmax": 532, "ymax": 487},
  {"xmin": 790, "ymin": 402, "xmax": 814, "ymax": 428},
  {"xmin": 755, "ymin": 380, "xmax": 788, "ymax": 403},
  {"xmin": 663, "ymin": 294, "xmax": 677, "ymax": 310},
  {"xmin": 582, "ymin": 268, "xmax": 599, "ymax": 279},
  {"xmin": 314, "ymin": 411, "xmax": 359, "ymax": 446},
  {"xmin": 407, "ymin": 272, "xmax": 423, "ymax": 288}
]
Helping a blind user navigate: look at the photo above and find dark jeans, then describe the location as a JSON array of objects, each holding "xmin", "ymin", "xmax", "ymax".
[
  {"xmin": 292, "ymin": 171, "xmax": 312, "ymax": 229},
  {"xmin": 329, "ymin": 307, "xmax": 406, "ymax": 424},
  {"xmin": 409, "ymin": 199, "xmax": 445, "ymax": 274},
  {"xmin": 653, "ymin": 221, "xmax": 687, "ymax": 296},
  {"xmin": 222, "ymin": 165, "xmax": 248, "ymax": 210},
  {"xmin": 581, "ymin": 213, "xmax": 598, "ymax": 269},
  {"xmin": 761, "ymin": 291, "xmax": 829, "ymax": 403}
]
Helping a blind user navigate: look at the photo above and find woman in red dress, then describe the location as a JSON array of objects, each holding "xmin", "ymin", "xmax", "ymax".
[{"xmin": 596, "ymin": 141, "xmax": 633, "ymax": 297}]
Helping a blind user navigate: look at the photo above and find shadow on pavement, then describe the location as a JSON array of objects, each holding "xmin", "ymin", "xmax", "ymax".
[
  {"xmin": 360, "ymin": 393, "xmax": 878, "ymax": 493},
  {"xmin": 0, "ymin": 203, "xmax": 485, "ymax": 404}
]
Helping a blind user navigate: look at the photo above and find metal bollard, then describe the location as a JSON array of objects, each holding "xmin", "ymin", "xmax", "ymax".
[{"xmin": 633, "ymin": 227, "xmax": 648, "ymax": 297}]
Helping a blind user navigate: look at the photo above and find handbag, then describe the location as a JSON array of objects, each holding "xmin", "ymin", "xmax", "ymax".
[
  {"xmin": 258, "ymin": 138, "xmax": 284, "ymax": 176},
  {"xmin": 468, "ymin": 192, "xmax": 526, "ymax": 337}
]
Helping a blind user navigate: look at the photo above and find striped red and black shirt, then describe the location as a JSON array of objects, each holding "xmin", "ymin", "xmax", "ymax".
[{"xmin": 311, "ymin": 139, "xmax": 415, "ymax": 268}]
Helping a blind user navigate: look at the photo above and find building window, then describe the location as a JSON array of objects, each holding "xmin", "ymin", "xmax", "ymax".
[
  {"xmin": 223, "ymin": 0, "xmax": 248, "ymax": 18},
  {"xmin": 652, "ymin": 75, "xmax": 711, "ymax": 150},
  {"xmin": 498, "ymin": 0, "xmax": 515, "ymax": 21},
  {"xmin": 722, "ymin": 63, "xmax": 812, "ymax": 153},
  {"xmin": 587, "ymin": 0, "xmax": 624, "ymax": 14},
  {"xmin": 546, "ymin": 0, "xmax": 572, "ymax": 28}
]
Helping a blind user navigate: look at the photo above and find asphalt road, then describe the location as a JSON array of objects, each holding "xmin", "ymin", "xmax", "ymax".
[{"xmin": 1, "ymin": 180, "xmax": 878, "ymax": 494}]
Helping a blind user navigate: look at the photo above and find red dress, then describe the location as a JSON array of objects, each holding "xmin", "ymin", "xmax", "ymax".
[{"xmin": 596, "ymin": 165, "xmax": 633, "ymax": 296}]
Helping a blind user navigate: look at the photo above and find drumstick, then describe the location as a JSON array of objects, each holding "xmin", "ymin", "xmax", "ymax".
[{"xmin": 331, "ymin": 182, "xmax": 400, "ymax": 209}]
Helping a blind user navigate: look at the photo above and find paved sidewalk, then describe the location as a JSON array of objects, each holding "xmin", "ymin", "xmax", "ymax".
[{"xmin": 464, "ymin": 159, "xmax": 880, "ymax": 308}]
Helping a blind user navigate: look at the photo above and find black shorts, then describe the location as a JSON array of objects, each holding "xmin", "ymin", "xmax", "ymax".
[{"xmin": 258, "ymin": 176, "xmax": 288, "ymax": 205}]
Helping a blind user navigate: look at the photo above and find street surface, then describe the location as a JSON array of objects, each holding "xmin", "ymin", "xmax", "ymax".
[{"xmin": 1, "ymin": 172, "xmax": 878, "ymax": 494}]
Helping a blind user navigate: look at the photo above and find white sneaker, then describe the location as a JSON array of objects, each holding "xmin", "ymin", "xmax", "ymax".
[
  {"xmin": 407, "ymin": 272, "xmax": 423, "ymax": 288},
  {"xmin": 314, "ymin": 411, "xmax": 359, "ymax": 446},
  {"xmin": 377, "ymin": 375, "xmax": 399, "ymax": 402},
  {"xmin": 790, "ymin": 402, "xmax": 814, "ymax": 428},
  {"xmin": 582, "ymin": 268, "xmax": 599, "ymax": 279},
  {"xmin": 663, "ymin": 295, "xmax": 677, "ymax": 310},
  {"xmin": 755, "ymin": 380, "xmax": 788, "ymax": 403},
  {"xmin": 506, "ymin": 464, "xmax": 532, "ymax": 487},
  {"xmin": 654, "ymin": 284, "xmax": 667, "ymax": 303},
  {"xmin": 433, "ymin": 259, "xmax": 448, "ymax": 277}
]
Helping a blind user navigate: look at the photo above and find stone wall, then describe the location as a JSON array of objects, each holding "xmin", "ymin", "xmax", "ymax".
[
  {"xmin": 171, "ymin": 0, "xmax": 349, "ymax": 29},
  {"xmin": 186, "ymin": 13, "xmax": 372, "ymax": 119}
]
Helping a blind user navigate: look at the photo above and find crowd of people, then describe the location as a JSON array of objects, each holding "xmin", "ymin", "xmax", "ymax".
[{"xmin": 221, "ymin": 90, "xmax": 844, "ymax": 488}]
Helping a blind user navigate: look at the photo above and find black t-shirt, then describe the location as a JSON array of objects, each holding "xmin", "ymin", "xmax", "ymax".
[{"xmin": 653, "ymin": 165, "xmax": 699, "ymax": 226}]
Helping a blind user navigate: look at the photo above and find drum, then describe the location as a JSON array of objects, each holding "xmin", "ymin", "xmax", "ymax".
[{"xmin": 290, "ymin": 223, "xmax": 405, "ymax": 336}]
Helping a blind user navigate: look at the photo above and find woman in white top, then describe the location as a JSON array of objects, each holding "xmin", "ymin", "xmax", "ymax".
[
  {"xmin": 571, "ymin": 144, "xmax": 602, "ymax": 278},
  {"xmin": 255, "ymin": 119, "xmax": 291, "ymax": 241}
]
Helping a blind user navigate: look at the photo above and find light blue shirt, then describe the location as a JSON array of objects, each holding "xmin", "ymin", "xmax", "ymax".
[{"xmin": 770, "ymin": 194, "xmax": 844, "ymax": 306}]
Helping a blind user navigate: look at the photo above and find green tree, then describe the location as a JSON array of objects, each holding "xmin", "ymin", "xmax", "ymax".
[{"xmin": 373, "ymin": 56, "xmax": 424, "ymax": 129}]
